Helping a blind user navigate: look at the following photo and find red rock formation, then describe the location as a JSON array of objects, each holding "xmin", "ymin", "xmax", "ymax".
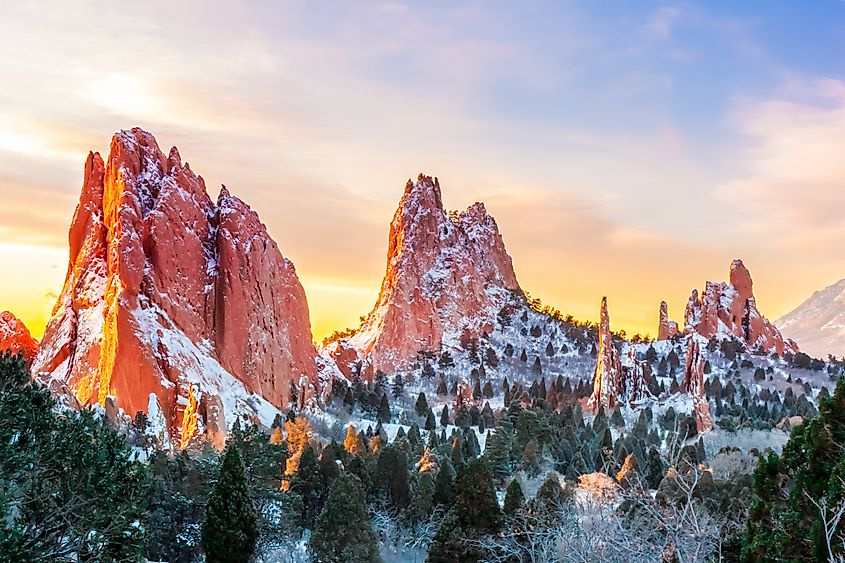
[
  {"xmin": 683, "ymin": 259, "xmax": 797, "ymax": 356},
  {"xmin": 32, "ymin": 128, "xmax": 318, "ymax": 445},
  {"xmin": 0, "ymin": 311, "xmax": 38, "ymax": 361},
  {"xmin": 683, "ymin": 339, "xmax": 713, "ymax": 432},
  {"xmin": 657, "ymin": 301, "xmax": 679, "ymax": 340},
  {"xmin": 331, "ymin": 174, "xmax": 520, "ymax": 374},
  {"xmin": 620, "ymin": 347, "xmax": 651, "ymax": 405},
  {"xmin": 589, "ymin": 297, "xmax": 622, "ymax": 411}
]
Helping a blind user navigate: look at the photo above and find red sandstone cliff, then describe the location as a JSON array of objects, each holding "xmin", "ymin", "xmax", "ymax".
[
  {"xmin": 32, "ymin": 128, "xmax": 318, "ymax": 446},
  {"xmin": 328, "ymin": 174, "xmax": 520, "ymax": 375},
  {"xmin": 0, "ymin": 311, "xmax": 38, "ymax": 361},
  {"xmin": 683, "ymin": 259, "xmax": 797, "ymax": 356}
]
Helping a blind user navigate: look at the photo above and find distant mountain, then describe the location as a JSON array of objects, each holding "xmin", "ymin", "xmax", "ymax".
[
  {"xmin": 777, "ymin": 278, "xmax": 845, "ymax": 359},
  {"xmin": 32, "ymin": 128, "xmax": 319, "ymax": 447}
]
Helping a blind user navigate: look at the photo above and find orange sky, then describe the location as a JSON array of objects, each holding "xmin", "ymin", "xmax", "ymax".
[{"xmin": 2, "ymin": 2, "xmax": 844, "ymax": 343}]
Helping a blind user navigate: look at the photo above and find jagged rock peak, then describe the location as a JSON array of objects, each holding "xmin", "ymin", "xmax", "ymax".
[
  {"xmin": 657, "ymin": 300, "xmax": 679, "ymax": 340},
  {"xmin": 327, "ymin": 173, "xmax": 520, "ymax": 375},
  {"xmin": 32, "ymin": 127, "xmax": 318, "ymax": 446},
  {"xmin": 589, "ymin": 297, "xmax": 622, "ymax": 411},
  {"xmin": 0, "ymin": 311, "xmax": 38, "ymax": 361},
  {"xmin": 683, "ymin": 258, "xmax": 797, "ymax": 356}
]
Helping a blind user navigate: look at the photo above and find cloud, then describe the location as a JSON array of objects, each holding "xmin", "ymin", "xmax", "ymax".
[{"xmin": 719, "ymin": 79, "xmax": 845, "ymax": 257}]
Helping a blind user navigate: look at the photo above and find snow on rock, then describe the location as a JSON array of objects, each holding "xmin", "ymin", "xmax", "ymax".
[
  {"xmin": 777, "ymin": 278, "xmax": 845, "ymax": 359},
  {"xmin": 325, "ymin": 174, "xmax": 520, "ymax": 376},
  {"xmin": 32, "ymin": 128, "xmax": 318, "ymax": 446},
  {"xmin": 681, "ymin": 259, "xmax": 797, "ymax": 356},
  {"xmin": 0, "ymin": 311, "xmax": 38, "ymax": 360}
]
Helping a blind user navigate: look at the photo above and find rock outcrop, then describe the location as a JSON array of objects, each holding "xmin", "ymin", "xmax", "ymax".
[
  {"xmin": 32, "ymin": 128, "xmax": 318, "ymax": 446},
  {"xmin": 657, "ymin": 301, "xmax": 679, "ymax": 340},
  {"xmin": 620, "ymin": 347, "xmax": 651, "ymax": 405},
  {"xmin": 0, "ymin": 311, "xmax": 38, "ymax": 361},
  {"xmin": 683, "ymin": 339, "xmax": 713, "ymax": 432},
  {"xmin": 329, "ymin": 174, "xmax": 520, "ymax": 375},
  {"xmin": 589, "ymin": 297, "xmax": 622, "ymax": 411},
  {"xmin": 683, "ymin": 259, "xmax": 797, "ymax": 356}
]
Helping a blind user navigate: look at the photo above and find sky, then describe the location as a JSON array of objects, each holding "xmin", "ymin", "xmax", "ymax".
[{"xmin": 1, "ymin": 1, "xmax": 844, "ymax": 342}]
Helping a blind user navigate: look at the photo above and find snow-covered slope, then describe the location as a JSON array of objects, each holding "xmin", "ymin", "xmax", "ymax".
[{"xmin": 778, "ymin": 278, "xmax": 845, "ymax": 359}]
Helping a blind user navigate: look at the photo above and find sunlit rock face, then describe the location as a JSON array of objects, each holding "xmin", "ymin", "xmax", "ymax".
[
  {"xmin": 0, "ymin": 311, "xmax": 38, "ymax": 361},
  {"xmin": 683, "ymin": 259, "xmax": 797, "ymax": 356},
  {"xmin": 332, "ymin": 174, "xmax": 520, "ymax": 375},
  {"xmin": 657, "ymin": 300, "xmax": 679, "ymax": 340},
  {"xmin": 589, "ymin": 297, "xmax": 622, "ymax": 411},
  {"xmin": 32, "ymin": 128, "xmax": 318, "ymax": 445}
]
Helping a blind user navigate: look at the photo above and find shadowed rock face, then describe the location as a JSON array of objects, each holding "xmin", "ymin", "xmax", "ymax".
[
  {"xmin": 331, "ymin": 174, "xmax": 520, "ymax": 375},
  {"xmin": 0, "ymin": 311, "xmax": 38, "ymax": 361},
  {"xmin": 684, "ymin": 339, "xmax": 713, "ymax": 433},
  {"xmin": 683, "ymin": 259, "xmax": 797, "ymax": 356},
  {"xmin": 32, "ymin": 128, "xmax": 317, "ymax": 444}
]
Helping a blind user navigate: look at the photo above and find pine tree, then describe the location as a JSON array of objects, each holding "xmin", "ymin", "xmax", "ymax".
[
  {"xmin": 425, "ymin": 408, "xmax": 437, "ymax": 431},
  {"xmin": 415, "ymin": 391, "xmax": 429, "ymax": 416},
  {"xmin": 391, "ymin": 373, "xmax": 404, "ymax": 399},
  {"xmin": 310, "ymin": 472, "xmax": 382, "ymax": 563},
  {"xmin": 432, "ymin": 457, "xmax": 456, "ymax": 507},
  {"xmin": 426, "ymin": 508, "xmax": 466, "ymax": 562},
  {"xmin": 503, "ymin": 479, "xmax": 525, "ymax": 515},
  {"xmin": 377, "ymin": 444, "xmax": 411, "ymax": 509},
  {"xmin": 201, "ymin": 443, "xmax": 258, "ymax": 563},
  {"xmin": 377, "ymin": 393, "xmax": 391, "ymax": 423},
  {"xmin": 289, "ymin": 445, "xmax": 324, "ymax": 527},
  {"xmin": 454, "ymin": 458, "xmax": 502, "ymax": 534},
  {"xmin": 440, "ymin": 405, "xmax": 450, "ymax": 427}
]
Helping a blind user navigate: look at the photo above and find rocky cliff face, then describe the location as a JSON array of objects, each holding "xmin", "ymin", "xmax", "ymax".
[
  {"xmin": 589, "ymin": 297, "xmax": 622, "ymax": 411},
  {"xmin": 0, "ymin": 311, "xmax": 38, "ymax": 361},
  {"xmin": 683, "ymin": 259, "xmax": 797, "ymax": 356},
  {"xmin": 657, "ymin": 301, "xmax": 679, "ymax": 340},
  {"xmin": 328, "ymin": 174, "xmax": 520, "ymax": 375},
  {"xmin": 32, "ymin": 128, "xmax": 318, "ymax": 446}
]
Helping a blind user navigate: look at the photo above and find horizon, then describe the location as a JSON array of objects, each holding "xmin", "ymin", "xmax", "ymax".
[{"xmin": 2, "ymin": 1, "xmax": 845, "ymax": 342}]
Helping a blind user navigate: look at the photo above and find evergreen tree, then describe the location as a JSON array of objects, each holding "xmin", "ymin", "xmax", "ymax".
[
  {"xmin": 415, "ymin": 391, "xmax": 430, "ymax": 416},
  {"xmin": 201, "ymin": 443, "xmax": 258, "ymax": 563},
  {"xmin": 432, "ymin": 457, "xmax": 456, "ymax": 507},
  {"xmin": 377, "ymin": 393, "xmax": 391, "ymax": 423},
  {"xmin": 426, "ymin": 508, "xmax": 466, "ymax": 562},
  {"xmin": 377, "ymin": 444, "xmax": 411, "ymax": 509},
  {"xmin": 0, "ymin": 352, "xmax": 148, "ymax": 562},
  {"xmin": 503, "ymin": 479, "xmax": 525, "ymax": 515},
  {"xmin": 289, "ymin": 445, "xmax": 324, "ymax": 527},
  {"xmin": 391, "ymin": 373, "xmax": 405, "ymax": 399},
  {"xmin": 440, "ymin": 405, "xmax": 450, "ymax": 427},
  {"xmin": 425, "ymin": 408, "xmax": 437, "ymax": 431},
  {"xmin": 310, "ymin": 472, "xmax": 382, "ymax": 563},
  {"xmin": 454, "ymin": 458, "xmax": 502, "ymax": 535}
]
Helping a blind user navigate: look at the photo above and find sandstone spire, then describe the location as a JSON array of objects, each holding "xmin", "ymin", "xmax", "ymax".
[
  {"xmin": 328, "ymin": 174, "xmax": 520, "ymax": 375},
  {"xmin": 657, "ymin": 301, "xmax": 679, "ymax": 340},
  {"xmin": 589, "ymin": 297, "xmax": 622, "ymax": 411},
  {"xmin": 683, "ymin": 259, "xmax": 797, "ymax": 355},
  {"xmin": 33, "ymin": 128, "xmax": 318, "ymax": 445},
  {"xmin": 683, "ymin": 338, "xmax": 713, "ymax": 432}
]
